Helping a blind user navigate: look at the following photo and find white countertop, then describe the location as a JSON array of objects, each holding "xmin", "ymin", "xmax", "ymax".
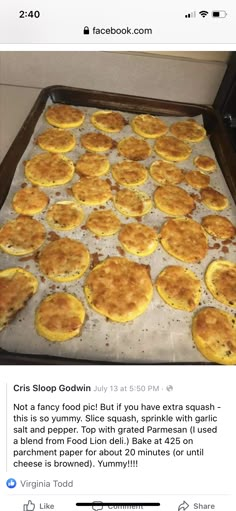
[{"xmin": 0, "ymin": 84, "xmax": 40, "ymax": 164}]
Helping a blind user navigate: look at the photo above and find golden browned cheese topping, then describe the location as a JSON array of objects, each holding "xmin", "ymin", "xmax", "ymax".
[
  {"xmin": 12, "ymin": 187, "xmax": 49, "ymax": 215},
  {"xmin": 37, "ymin": 293, "xmax": 82, "ymax": 333},
  {"xmin": 192, "ymin": 307, "xmax": 236, "ymax": 364},
  {"xmin": 118, "ymin": 223, "xmax": 158, "ymax": 254},
  {"xmin": 205, "ymin": 260, "xmax": 236, "ymax": 307},
  {"xmin": 46, "ymin": 104, "xmax": 85, "ymax": 127},
  {"xmin": 81, "ymin": 132, "xmax": 114, "ymax": 151},
  {"xmin": 91, "ymin": 111, "xmax": 126, "ymax": 132},
  {"xmin": 39, "ymin": 238, "xmax": 89, "ymax": 279},
  {"xmin": 114, "ymin": 189, "xmax": 152, "ymax": 216},
  {"xmin": 154, "ymin": 136, "xmax": 191, "ymax": 161},
  {"xmin": 160, "ymin": 218, "xmax": 208, "ymax": 263},
  {"xmin": 194, "ymin": 155, "xmax": 216, "ymax": 172},
  {"xmin": 156, "ymin": 265, "xmax": 201, "ymax": 311},
  {"xmin": 201, "ymin": 187, "xmax": 229, "ymax": 210},
  {"xmin": 75, "ymin": 153, "xmax": 109, "ymax": 177},
  {"xmin": 184, "ymin": 170, "xmax": 210, "ymax": 190},
  {"xmin": 149, "ymin": 160, "xmax": 184, "ymax": 185},
  {"xmin": 37, "ymin": 128, "xmax": 76, "ymax": 152},
  {"xmin": 170, "ymin": 119, "xmax": 206, "ymax": 142},
  {"xmin": 25, "ymin": 153, "xmax": 74, "ymax": 186},
  {"xmin": 112, "ymin": 161, "xmax": 148, "ymax": 186},
  {"xmin": 118, "ymin": 137, "xmax": 152, "ymax": 160},
  {"xmin": 72, "ymin": 177, "xmax": 112, "ymax": 205},
  {"xmin": 0, "ymin": 216, "xmax": 46, "ymax": 253},
  {"xmin": 212, "ymin": 266, "xmax": 236, "ymax": 304},
  {"xmin": 154, "ymin": 185, "xmax": 195, "ymax": 216},
  {"xmin": 0, "ymin": 269, "xmax": 38, "ymax": 331},
  {"xmin": 132, "ymin": 114, "xmax": 168, "ymax": 138},
  {"xmin": 46, "ymin": 202, "xmax": 83, "ymax": 230},
  {"xmin": 86, "ymin": 210, "xmax": 121, "ymax": 236},
  {"xmin": 201, "ymin": 215, "xmax": 235, "ymax": 239},
  {"xmin": 85, "ymin": 257, "xmax": 153, "ymax": 321}
]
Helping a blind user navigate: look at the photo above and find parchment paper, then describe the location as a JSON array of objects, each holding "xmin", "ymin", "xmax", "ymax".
[{"xmin": 0, "ymin": 100, "xmax": 235, "ymax": 363}]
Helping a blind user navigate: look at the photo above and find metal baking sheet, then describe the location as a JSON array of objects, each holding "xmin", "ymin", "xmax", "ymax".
[{"xmin": 0, "ymin": 89, "xmax": 235, "ymax": 364}]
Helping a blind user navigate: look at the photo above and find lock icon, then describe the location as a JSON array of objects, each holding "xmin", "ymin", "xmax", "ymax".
[{"xmin": 83, "ymin": 26, "xmax": 90, "ymax": 35}]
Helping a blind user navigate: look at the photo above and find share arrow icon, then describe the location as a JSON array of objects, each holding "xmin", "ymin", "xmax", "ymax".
[{"xmin": 178, "ymin": 502, "xmax": 189, "ymax": 511}]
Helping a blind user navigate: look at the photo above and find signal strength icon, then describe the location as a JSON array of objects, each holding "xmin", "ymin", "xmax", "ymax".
[
  {"xmin": 185, "ymin": 11, "xmax": 196, "ymax": 18},
  {"xmin": 199, "ymin": 10, "xmax": 209, "ymax": 17}
]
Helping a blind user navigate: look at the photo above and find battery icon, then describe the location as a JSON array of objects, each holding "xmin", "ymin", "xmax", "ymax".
[{"xmin": 212, "ymin": 10, "xmax": 227, "ymax": 17}]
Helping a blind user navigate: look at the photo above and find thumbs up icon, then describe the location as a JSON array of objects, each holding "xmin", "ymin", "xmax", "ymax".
[{"xmin": 23, "ymin": 500, "xmax": 35, "ymax": 511}]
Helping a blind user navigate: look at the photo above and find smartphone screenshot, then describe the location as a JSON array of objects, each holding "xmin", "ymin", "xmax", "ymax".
[{"xmin": 0, "ymin": 2, "xmax": 236, "ymax": 510}]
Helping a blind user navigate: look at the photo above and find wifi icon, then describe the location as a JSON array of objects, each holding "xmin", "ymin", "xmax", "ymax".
[{"xmin": 199, "ymin": 10, "xmax": 209, "ymax": 17}]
